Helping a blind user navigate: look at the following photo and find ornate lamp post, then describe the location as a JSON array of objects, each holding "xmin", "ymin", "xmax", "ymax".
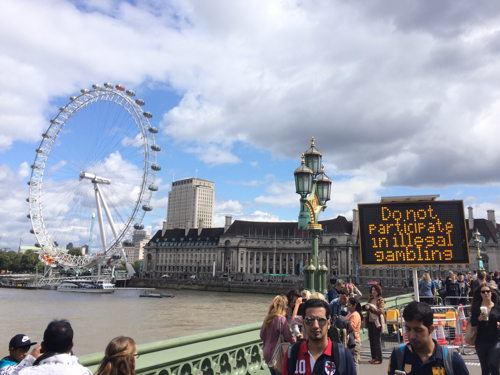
[
  {"xmin": 473, "ymin": 229, "xmax": 485, "ymax": 271},
  {"xmin": 294, "ymin": 137, "xmax": 332, "ymax": 293}
]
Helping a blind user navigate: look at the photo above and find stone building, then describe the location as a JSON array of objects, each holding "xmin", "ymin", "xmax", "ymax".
[
  {"xmin": 143, "ymin": 208, "xmax": 500, "ymax": 285},
  {"xmin": 123, "ymin": 229, "xmax": 150, "ymax": 263},
  {"xmin": 466, "ymin": 207, "xmax": 500, "ymax": 272},
  {"xmin": 144, "ymin": 213, "xmax": 360, "ymax": 282},
  {"xmin": 166, "ymin": 178, "xmax": 215, "ymax": 230}
]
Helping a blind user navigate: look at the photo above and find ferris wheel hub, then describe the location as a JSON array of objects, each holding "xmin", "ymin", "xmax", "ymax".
[{"xmin": 79, "ymin": 171, "xmax": 111, "ymax": 184}]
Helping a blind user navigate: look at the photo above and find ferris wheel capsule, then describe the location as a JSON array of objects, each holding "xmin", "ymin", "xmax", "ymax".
[
  {"xmin": 151, "ymin": 163, "xmax": 161, "ymax": 171},
  {"xmin": 151, "ymin": 144, "xmax": 161, "ymax": 152},
  {"xmin": 126, "ymin": 89, "xmax": 136, "ymax": 97},
  {"xmin": 135, "ymin": 99, "xmax": 145, "ymax": 106},
  {"xmin": 104, "ymin": 82, "xmax": 113, "ymax": 89},
  {"xmin": 115, "ymin": 84, "xmax": 125, "ymax": 91},
  {"xmin": 143, "ymin": 111, "xmax": 153, "ymax": 118},
  {"xmin": 148, "ymin": 126, "xmax": 158, "ymax": 134},
  {"xmin": 92, "ymin": 83, "xmax": 101, "ymax": 89},
  {"xmin": 81, "ymin": 89, "xmax": 90, "ymax": 94}
]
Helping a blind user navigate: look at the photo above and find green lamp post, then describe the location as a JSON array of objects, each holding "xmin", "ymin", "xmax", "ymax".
[
  {"xmin": 294, "ymin": 137, "xmax": 332, "ymax": 293},
  {"xmin": 473, "ymin": 229, "xmax": 485, "ymax": 271}
]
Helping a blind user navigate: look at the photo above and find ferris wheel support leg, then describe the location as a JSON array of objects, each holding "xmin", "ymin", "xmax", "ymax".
[
  {"xmin": 94, "ymin": 184, "xmax": 107, "ymax": 252},
  {"xmin": 95, "ymin": 183, "xmax": 129, "ymax": 264}
]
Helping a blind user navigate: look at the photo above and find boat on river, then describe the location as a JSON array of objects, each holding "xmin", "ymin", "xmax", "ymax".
[
  {"xmin": 139, "ymin": 291, "xmax": 174, "ymax": 298},
  {"xmin": 57, "ymin": 279, "xmax": 115, "ymax": 293}
]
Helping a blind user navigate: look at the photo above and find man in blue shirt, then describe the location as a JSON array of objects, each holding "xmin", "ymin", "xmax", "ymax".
[
  {"xmin": 0, "ymin": 335, "xmax": 38, "ymax": 375},
  {"xmin": 387, "ymin": 301, "xmax": 469, "ymax": 375},
  {"xmin": 330, "ymin": 290, "xmax": 349, "ymax": 318}
]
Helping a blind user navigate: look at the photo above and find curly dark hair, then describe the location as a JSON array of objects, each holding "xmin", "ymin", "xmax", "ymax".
[{"xmin": 370, "ymin": 284, "xmax": 383, "ymax": 297}]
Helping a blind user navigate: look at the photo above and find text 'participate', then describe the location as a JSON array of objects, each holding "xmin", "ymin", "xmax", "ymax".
[{"xmin": 358, "ymin": 201, "xmax": 469, "ymax": 266}]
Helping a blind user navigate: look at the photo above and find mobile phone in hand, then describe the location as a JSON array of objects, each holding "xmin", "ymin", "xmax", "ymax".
[{"xmin": 394, "ymin": 371, "xmax": 406, "ymax": 375}]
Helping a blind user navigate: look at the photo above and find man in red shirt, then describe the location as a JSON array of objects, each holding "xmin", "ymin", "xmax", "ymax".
[{"xmin": 282, "ymin": 299, "xmax": 355, "ymax": 375}]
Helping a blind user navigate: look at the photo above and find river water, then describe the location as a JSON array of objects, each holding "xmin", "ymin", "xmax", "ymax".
[{"xmin": 0, "ymin": 288, "xmax": 272, "ymax": 356}]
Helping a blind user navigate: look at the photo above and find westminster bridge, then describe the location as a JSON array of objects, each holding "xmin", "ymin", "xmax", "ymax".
[{"xmin": 78, "ymin": 292, "xmax": 478, "ymax": 375}]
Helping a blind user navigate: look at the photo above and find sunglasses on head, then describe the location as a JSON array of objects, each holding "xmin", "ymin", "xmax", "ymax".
[{"xmin": 304, "ymin": 317, "xmax": 328, "ymax": 327}]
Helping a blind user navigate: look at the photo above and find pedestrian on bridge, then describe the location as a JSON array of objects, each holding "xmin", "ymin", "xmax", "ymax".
[
  {"xmin": 260, "ymin": 295, "xmax": 295, "ymax": 375},
  {"xmin": 95, "ymin": 336, "xmax": 137, "ymax": 375},
  {"xmin": 364, "ymin": 284, "xmax": 385, "ymax": 365},
  {"xmin": 387, "ymin": 301, "xmax": 468, "ymax": 375},
  {"xmin": 470, "ymin": 284, "xmax": 500, "ymax": 375},
  {"xmin": 282, "ymin": 299, "xmax": 355, "ymax": 375},
  {"xmin": 0, "ymin": 335, "xmax": 39, "ymax": 375}
]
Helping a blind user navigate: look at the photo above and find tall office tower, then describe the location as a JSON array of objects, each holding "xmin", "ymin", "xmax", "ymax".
[{"xmin": 166, "ymin": 178, "xmax": 215, "ymax": 229}]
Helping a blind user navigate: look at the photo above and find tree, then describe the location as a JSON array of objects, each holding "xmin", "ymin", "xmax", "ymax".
[
  {"xmin": 0, "ymin": 250, "xmax": 43, "ymax": 273},
  {"xmin": 67, "ymin": 248, "xmax": 82, "ymax": 256},
  {"xmin": 20, "ymin": 251, "xmax": 43, "ymax": 272},
  {"xmin": 133, "ymin": 260, "xmax": 142, "ymax": 274}
]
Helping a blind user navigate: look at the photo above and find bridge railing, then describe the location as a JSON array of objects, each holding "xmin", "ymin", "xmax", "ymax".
[
  {"xmin": 80, "ymin": 293, "xmax": 414, "ymax": 375},
  {"xmin": 80, "ymin": 322, "xmax": 268, "ymax": 375}
]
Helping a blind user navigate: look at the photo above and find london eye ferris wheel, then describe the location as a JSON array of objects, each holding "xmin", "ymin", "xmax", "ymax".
[{"xmin": 27, "ymin": 83, "xmax": 161, "ymax": 270}]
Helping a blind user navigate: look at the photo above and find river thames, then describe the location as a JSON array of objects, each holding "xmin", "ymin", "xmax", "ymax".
[{"xmin": 0, "ymin": 288, "xmax": 271, "ymax": 356}]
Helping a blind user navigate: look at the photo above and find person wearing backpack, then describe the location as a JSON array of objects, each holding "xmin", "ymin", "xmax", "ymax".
[
  {"xmin": 282, "ymin": 299, "xmax": 355, "ymax": 375},
  {"xmin": 387, "ymin": 301, "xmax": 469, "ymax": 375}
]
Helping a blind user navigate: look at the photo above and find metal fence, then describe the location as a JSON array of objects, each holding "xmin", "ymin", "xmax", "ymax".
[{"xmin": 383, "ymin": 303, "xmax": 475, "ymax": 355}]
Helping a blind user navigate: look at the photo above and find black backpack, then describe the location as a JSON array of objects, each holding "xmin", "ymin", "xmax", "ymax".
[
  {"xmin": 394, "ymin": 344, "xmax": 454, "ymax": 375},
  {"xmin": 328, "ymin": 315, "xmax": 356, "ymax": 349}
]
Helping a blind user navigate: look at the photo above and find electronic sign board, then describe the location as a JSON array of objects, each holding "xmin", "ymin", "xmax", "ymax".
[{"xmin": 358, "ymin": 201, "xmax": 469, "ymax": 266}]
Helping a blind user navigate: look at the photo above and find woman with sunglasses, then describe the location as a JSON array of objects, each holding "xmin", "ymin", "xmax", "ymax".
[
  {"xmin": 95, "ymin": 336, "xmax": 138, "ymax": 375},
  {"xmin": 470, "ymin": 284, "xmax": 500, "ymax": 375}
]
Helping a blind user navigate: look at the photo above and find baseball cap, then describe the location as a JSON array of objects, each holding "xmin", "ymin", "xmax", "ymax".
[{"xmin": 9, "ymin": 334, "xmax": 37, "ymax": 349}]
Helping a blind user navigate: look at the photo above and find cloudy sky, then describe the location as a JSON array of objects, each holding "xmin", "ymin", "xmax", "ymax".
[{"xmin": 2, "ymin": 0, "xmax": 500, "ymax": 250}]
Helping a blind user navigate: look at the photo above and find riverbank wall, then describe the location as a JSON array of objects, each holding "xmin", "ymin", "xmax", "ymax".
[{"xmin": 127, "ymin": 278, "xmax": 410, "ymax": 297}]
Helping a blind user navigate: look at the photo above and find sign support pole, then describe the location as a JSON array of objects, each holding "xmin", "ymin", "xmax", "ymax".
[{"xmin": 412, "ymin": 268, "xmax": 420, "ymax": 302}]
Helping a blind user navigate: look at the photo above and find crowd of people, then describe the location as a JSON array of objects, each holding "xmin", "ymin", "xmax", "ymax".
[
  {"xmin": 1, "ymin": 272, "xmax": 498, "ymax": 375},
  {"xmin": 419, "ymin": 270, "xmax": 500, "ymax": 306},
  {"xmin": 261, "ymin": 274, "xmax": 500, "ymax": 375},
  {"xmin": 0, "ymin": 321, "xmax": 137, "ymax": 375}
]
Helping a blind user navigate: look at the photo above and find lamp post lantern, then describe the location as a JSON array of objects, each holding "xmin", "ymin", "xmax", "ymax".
[
  {"xmin": 294, "ymin": 137, "xmax": 332, "ymax": 293},
  {"xmin": 473, "ymin": 229, "xmax": 485, "ymax": 271}
]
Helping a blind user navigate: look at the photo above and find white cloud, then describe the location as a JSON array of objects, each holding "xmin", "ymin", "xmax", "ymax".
[
  {"xmin": 216, "ymin": 199, "xmax": 244, "ymax": 215},
  {"xmin": 3, "ymin": 0, "xmax": 500, "ymax": 247}
]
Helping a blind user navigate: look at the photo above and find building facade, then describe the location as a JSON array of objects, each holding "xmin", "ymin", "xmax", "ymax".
[
  {"xmin": 123, "ymin": 229, "xmax": 150, "ymax": 263},
  {"xmin": 144, "ymin": 214, "xmax": 362, "ymax": 282},
  {"xmin": 166, "ymin": 178, "xmax": 215, "ymax": 230},
  {"xmin": 144, "ymin": 209, "xmax": 500, "ymax": 286}
]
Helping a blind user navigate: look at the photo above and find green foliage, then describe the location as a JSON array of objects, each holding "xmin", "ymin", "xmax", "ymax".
[
  {"xmin": 133, "ymin": 260, "xmax": 142, "ymax": 274},
  {"xmin": 67, "ymin": 248, "xmax": 82, "ymax": 256},
  {"xmin": 0, "ymin": 250, "xmax": 44, "ymax": 273}
]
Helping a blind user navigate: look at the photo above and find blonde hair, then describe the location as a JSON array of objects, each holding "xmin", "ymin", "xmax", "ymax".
[
  {"xmin": 301, "ymin": 290, "xmax": 311, "ymax": 299},
  {"xmin": 263, "ymin": 295, "xmax": 288, "ymax": 327},
  {"xmin": 95, "ymin": 336, "xmax": 136, "ymax": 375},
  {"xmin": 309, "ymin": 292, "xmax": 327, "ymax": 301},
  {"xmin": 422, "ymin": 273, "xmax": 431, "ymax": 282}
]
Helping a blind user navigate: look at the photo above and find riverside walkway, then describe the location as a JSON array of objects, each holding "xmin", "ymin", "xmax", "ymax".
[{"xmin": 79, "ymin": 292, "xmax": 481, "ymax": 374}]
